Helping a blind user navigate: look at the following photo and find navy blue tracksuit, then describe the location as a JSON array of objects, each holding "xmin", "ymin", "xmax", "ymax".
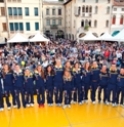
[
  {"xmin": 54, "ymin": 67, "xmax": 63, "ymax": 104},
  {"xmin": 0, "ymin": 73, "xmax": 4, "ymax": 108},
  {"xmin": 34, "ymin": 73, "xmax": 45, "ymax": 105},
  {"xmin": 24, "ymin": 75, "xmax": 34, "ymax": 105},
  {"xmin": 46, "ymin": 75, "xmax": 54, "ymax": 104},
  {"xmin": 91, "ymin": 68, "xmax": 100, "ymax": 102},
  {"xmin": 98, "ymin": 72, "xmax": 108, "ymax": 103},
  {"xmin": 13, "ymin": 72, "xmax": 24, "ymax": 108},
  {"xmin": 106, "ymin": 71, "xmax": 118, "ymax": 103},
  {"xmin": 63, "ymin": 76, "xmax": 74, "ymax": 105},
  {"xmin": 116, "ymin": 74, "xmax": 124, "ymax": 105},
  {"xmin": 3, "ymin": 72, "xmax": 15, "ymax": 107},
  {"xmin": 83, "ymin": 70, "xmax": 91, "ymax": 101},
  {"xmin": 73, "ymin": 70, "xmax": 83, "ymax": 103}
]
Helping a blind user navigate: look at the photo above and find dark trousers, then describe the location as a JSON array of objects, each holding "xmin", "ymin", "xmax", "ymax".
[
  {"xmin": 63, "ymin": 89, "xmax": 71, "ymax": 105},
  {"xmin": 78, "ymin": 86, "xmax": 84, "ymax": 103},
  {"xmin": 0, "ymin": 92, "xmax": 4, "ymax": 108},
  {"xmin": 91, "ymin": 82, "xmax": 98, "ymax": 102},
  {"xmin": 54, "ymin": 86, "xmax": 63, "ymax": 104},
  {"xmin": 25, "ymin": 88, "xmax": 34, "ymax": 105},
  {"xmin": 98, "ymin": 85, "xmax": 107, "ymax": 102},
  {"xmin": 106, "ymin": 85, "xmax": 116, "ymax": 103},
  {"xmin": 73, "ymin": 88, "xmax": 77, "ymax": 102},
  {"xmin": 84, "ymin": 85, "xmax": 90, "ymax": 100},
  {"xmin": 36, "ymin": 87, "xmax": 45, "ymax": 105},
  {"xmin": 116, "ymin": 87, "xmax": 124, "ymax": 105},
  {"xmin": 4, "ymin": 88, "xmax": 16, "ymax": 107},
  {"xmin": 46, "ymin": 87, "xmax": 53, "ymax": 104},
  {"xmin": 14, "ymin": 87, "xmax": 25, "ymax": 108}
]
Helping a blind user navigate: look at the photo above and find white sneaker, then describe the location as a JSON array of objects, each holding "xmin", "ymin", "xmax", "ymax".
[
  {"xmin": 50, "ymin": 104, "xmax": 53, "ymax": 106},
  {"xmin": 58, "ymin": 103, "xmax": 62, "ymax": 106},
  {"xmin": 112, "ymin": 103, "xmax": 117, "ymax": 107},
  {"xmin": 79, "ymin": 102, "xmax": 82, "ymax": 105},
  {"xmin": 0, "ymin": 108, "xmax": 4, "ymax": 111},
  {"xmin": 30, "ymin": 103, "xmax": 34, "ymax": 107},
  {"xmin": 81, "ymin": 101, "xmax": 84, "ymax": 104},
  {"xmin": 92, "ymin": 101, "xmax": 96, "ymax": 104},
  {"xmin": 67, "ymin": 105, "xmax": 71, "ymax": 108},
  {"xmin": 0, "ymin": 108, "xmax": 3, "ymax": 111},
  {"xmin": 105, "ymin": 101, "xmax": 110, "ymax": 105},
  {"xmin": 7, "ymin": 107, "xmax": 11, "ymax": 110},
  {"xmin": 13, "ymin": 105, "xmax": 17, "ymax": 108},
  {"xmin": 26, "ymin": 104, "xmax": 30, "ymax": 107},
  {"xmin": 63, "ymin": 105, "xmax": 67, "ymax": 109},
  {"xmin": 85, "ymin": 100, "xmax": 88, "ymax": 103},
  {"xmin": 48, "ymin": 104, "xmax": 50, "ymax": 106}
]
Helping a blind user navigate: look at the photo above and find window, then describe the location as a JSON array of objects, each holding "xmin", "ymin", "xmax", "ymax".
[
  {"xmin": 106, "ymin": 20, "xmax": 109, "ymax": 27},
  {"xmin": 19, "ymin": 22, "xmax": 23, "ymax": 31},
  {"xmin": 34, "ymin": 7, "xmax": 38, "ymax": 16},
  {"xmin": 89, "ymin": 6, "xmax": 92, "ymax": 13},
  {"xmin": 2, "ymin": 23, "xmax": 7, "ymax": 31},
  {"xmin": 35, "ymin": 22, "xmax": 39, "ymax": 30},
  {"xmin": 82, "ymin": 6, "xmax": 85, "ymax": 12},
  {"xmin": 25, "ymin": 7, "xmax": 29, "ymax": 16},
  {"xmin": 18, "ymin": 7, "xmax": 22, "ymax": 16},
  {"xmin": 96, "ymin": 0, "xmax": 98, "ymax": 3},
  {"xmin": 52, "ymin": 19, "xmax": 56, "ymax": 25},
  {"xmin": 108, "ymin": 0, "xmax": 110, "ymax": 3},
  {"xmin": 58, "ymin": 19, "xmax": 62, "ymax": 25},
  {"xmin": 14, "ymin": 23, "xmax": 18, "ymax": 30},
  {"xmin": 120, "ymin": 15, "xmax": 123, "ymax": 25},
  {"xmin": 26, "ymin": 22, "xmax": 30, "ymax": 31},
  {"xmin": 83, "ymin": 0, "xmax": 85, "ymax": 2},
  {"xmin": 58, "ymin": 8, "xmax": 62, "ymax": 15},
  {"xmin": 107, "ymin": 7, "xmax": 110, "ymax": 14},
  {"xmin": 46, "ymin": 19, "xmax": 50, "ymax": 25},
  {"xmin": 112, "ymin": 15, "xmax": 116, "ymax": 24},
  {"xmin": 86, "ymin": 6, "xmax": 88, "ymax": 12},
  {"xmin": 8, "ymin": 7, "xmax": 12, "ymax": 16},
  {"xmin": 0, "ymin": 0, "xmax": 4, "ymax": 2},
  {"xmin": 46, "ymin": 8, "xmax": 49, "ymax": 15},
  {"xmin": 81, "ymin": 20, "xmax": 84, "ymax": 27},
  {"xmin": 89, "ymin": 20, "xmax": 91, "ymax": 27},
  {"xmin": 1, "ymin": 7, "xmax": 5, "ymax": 16},
  {"xmin": 94, "ymin": 20, "xmax": 97, "ymax": 27},
  {"xmin": 122, "ymin": 8, "xmax": 124, "ymax": 11},
  {"xmin": 9, "ymin": 23, "xmax": 14, "ymax": 31},
  {"xmin": 95, "ymin": 6, "xmax": 98, "ymax": 14},
  {"xmin": 114, "ymin": 8, "xmax": 117, "ymax": 11},
  {"xmin": 52, "ymin": 8, "xmax": 55, "ymax": 15},
  {"xmin": 13, "ymin": 7, "xmax": 17, "ymax": 16}
]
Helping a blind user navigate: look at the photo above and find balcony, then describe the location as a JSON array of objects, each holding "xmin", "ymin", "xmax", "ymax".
[
  {"xmin": 50, "ymin": 25, "xmax": 58, "ymax": 29},
  {"xmin": 82, "ymin": 13, "xmax": 92, "ymax": 17}
]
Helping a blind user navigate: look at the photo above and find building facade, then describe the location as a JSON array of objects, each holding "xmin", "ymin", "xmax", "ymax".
[{"xmin": 43, "ymin": 1, "xmax": 65, "ymax": 39}]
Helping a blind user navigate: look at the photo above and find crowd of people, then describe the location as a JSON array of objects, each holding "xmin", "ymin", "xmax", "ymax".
[{"xmin": 0, "ymin": 40, "xmax": 124, "ymax": 111}]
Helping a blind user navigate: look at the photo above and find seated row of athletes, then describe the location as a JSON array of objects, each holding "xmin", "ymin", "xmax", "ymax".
[{"xmin": 0, "ymin": 59, "xmax": 124, "ymax": 110}]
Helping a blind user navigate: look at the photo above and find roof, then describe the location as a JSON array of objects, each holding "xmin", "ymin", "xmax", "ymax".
[
  {"xmin": 113, "ymin": 0, "xmax": 124, "ymax": 6},
  {"xmin": 43, "ymin": 0, "xmax": 64, "ymax": 5},
  {"xmin": 63, "ymin": 0, "xmax": 72, "ymax": 5}
]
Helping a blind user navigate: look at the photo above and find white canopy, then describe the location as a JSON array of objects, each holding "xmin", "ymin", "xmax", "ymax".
[
  {"xmin": 29, "ymin": 32, "xmax": 49, "ymax": 42},
  {"xmin": 8, "ymin": 33, "xmax": 29, "ymax": 43},
  {"xmin": 98, "ymin": 32, "xmax": 115, "ymax": 41},
  {"xmin": 79, "ymin": 31, "xmax": 98, "ymax": 41},
  {"xmin": 113, "ymin": 29, "xmax": 124, "ymax": 41},
  {"xmin": 0, "ymin": 37, "xmax": 6, "ymax": 44}
]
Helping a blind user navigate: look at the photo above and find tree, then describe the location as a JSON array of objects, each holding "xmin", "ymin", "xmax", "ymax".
[{"xmin": 84, "ymin": 25, "xmax": 89, "ymax": 31}]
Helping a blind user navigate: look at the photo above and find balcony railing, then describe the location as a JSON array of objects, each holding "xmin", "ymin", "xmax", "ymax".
[
  {"xmin": 50, "ymin": 25, "xmax": 58, "ymax": 29},
  {"xmin": 82, "ymin": 13, "xmax": 92, "ymax": 17}
]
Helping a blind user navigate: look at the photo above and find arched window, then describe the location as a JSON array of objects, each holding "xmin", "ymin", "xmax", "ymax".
[
  {"xmin": 106, "ymin": 20, "xmax": 109, "ymax": 27},
  {"xmin": 78, "ymin": 6, "xmax": 81, "ymax": 15},
  {"xmin": 89, "ymin": 6, "xmax": 92, "ymax": 13},
  {"xmin": 112, "ymin": 15, "xmax": 116, "ymax": 24},
  {"xmin": 86, "ymin": 6, "xmax": 88, "ymax": 13},
  {"xmin": 107, "ymin": 6, "xmax": 110, "ymax": 14},
  {"xmin": 95, "ymin": 6, "xmax": 98, "ymax": 14},
  {"xmin": 120, "ymin": 15, "xmax": 123, "ymax": 25},
  {"xmin": 82, "ymin": 6, "xmax": 85, "ymax": 12},
  {"xmin": 81, "ymin": 20, "xmax": 84, "ymax": 27},
  {"xmin": 94, "ymin": 20, "xmax": 97, "ymax": 27},
  {"xmin": 89, "ymin": 20, "xmax": 91, "ymax": 27}
]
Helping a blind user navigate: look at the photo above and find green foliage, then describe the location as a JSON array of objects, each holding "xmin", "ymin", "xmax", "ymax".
[{"xmin": 84, "ymin": 25, "xmax": 89, "ymax": 31}]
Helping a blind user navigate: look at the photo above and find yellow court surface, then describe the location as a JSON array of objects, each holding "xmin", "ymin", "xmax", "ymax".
[{"xmin": 0, "ymin": 96, "xmax": 124, "ymax": 127}]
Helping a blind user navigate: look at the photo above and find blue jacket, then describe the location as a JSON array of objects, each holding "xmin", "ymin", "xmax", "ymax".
[
  {"xmin": 54, "ymin": 67, "xmax": 63, "ymax": 87},
  {"xmin": 63, "ymin": 76, "xmax": 74, "ymax": 90},
  {"xmin": 34, "ymin": 73, "xmax": 45, "ymax": 88},
  {"xmin": 99, "ymin": 72, "xmax": 108, "ymax": 86},
  {"xmin": 91, "ymin": 68, "xmax": 100, "ymax": 84},
  {"xmin": 24, "ymin": 75, "xmax": 34, "ymax": 89},
  {"xmin": 3, "ymin": 72, "xmax": 14, "ymax": 89},
  {"xmin": 46, "ymin": 75, "xmax": 54, "ymax": 89},
  {"xmin": 13, "ymin": 72, "xmax": 24, "ymax": 88},
  {"xmin": 0, "ymin": 73, "xmax": 2, "ymax": 92},
  {"xmin": 108, "ymin": 71, "xmax": 118, "ymax": 86},
  {"xmin": 83, "ymin": 70, "xmax": 91, "ymax": 86},
  {"xmin": 117, "ymin": 74, "xmax": 124, "ymax": 88}
]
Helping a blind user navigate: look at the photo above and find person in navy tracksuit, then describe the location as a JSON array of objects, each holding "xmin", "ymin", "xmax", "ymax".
[
  {"xmin": 83, "ymin": 62, "xmax": 91, "ymax": 103},
  {"xmin": 45, "ymin": 65, "xmax": 54, "ymax": 106},
  {"xmin": 72, "ymin": 62, "xmax": 83, "ymax": 104},
  {"xmin": 54, "ymin": 59, "xmax": 63, "ymax": 106},
  {"xmin": 24, "ymin": 68, "xmax": 34, "ymax": 107},
  {"xmin": 116, "ymin": 68, "xmax": 124, "ymax": 106},
  {"xmin": 2, "ymin": 64, "xmax": 16, "ymax": 109},
  {"xmin": 106, "ymin": 64, "xmax": 118, "ymax": 106},
  {"xmin": 0, "ymin": 71, "xmax": 4, "ymax": 111},
  {"xmin": 98, "ymin": 65, "xmax": 108, "ymax": 104},
  {"xmin": 63, "ymin": 69, "xmax": 74, "ymax": 108},
  {"xmin": 34, "ymin": 65, "xmax": 45, "ymax": 107},
  {"xmin": 13, "ymin": 64, "xmax": 24, "ymax": 108},
  {"xmin": 91, "ymin": 61, "xmax": 100, "ymax": 104}
]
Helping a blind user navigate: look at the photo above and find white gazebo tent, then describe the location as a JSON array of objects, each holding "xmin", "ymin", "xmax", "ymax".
[
  {"xmin": 7, "ymin": 33, "xmax": 29, "ymax": 43},
  {"xmin": 79, "ymin": 31, "xmax": 98, "ymax": 41},
  {"xmin": 29, "ymin": 32, "xmax": 49, "ymax": 43},
  {"xmin": 113, "ymin": 29, "xmax": 124, "ymax": 41},
  {"xmin": 98, "ymin": 32, "xmax": 115, "ymax": 41}
]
